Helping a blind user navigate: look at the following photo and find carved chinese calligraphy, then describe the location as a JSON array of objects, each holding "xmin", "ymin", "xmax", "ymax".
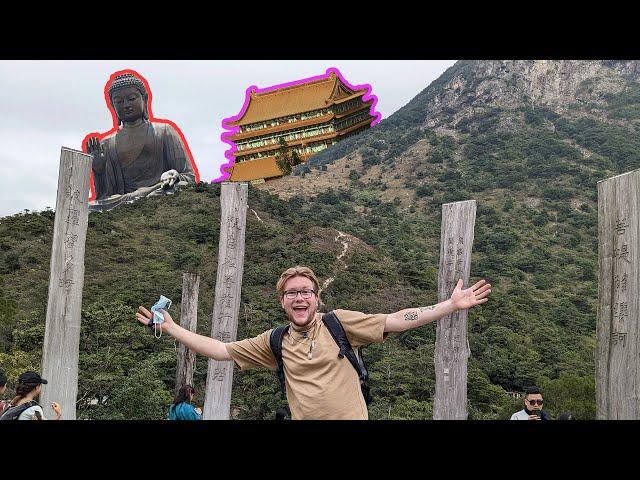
[
  {"xmin": 203, "ymin": 183, "xmax": 248, "ymax": 420},
  {"xmin": 433, "ymin": 200, "xmax": 476, "ymax": 420},
  {"xmin": 596, "ymin": 168, "xmax": 639, "ymax": 419},
  {"xmin": 41, "ymin": 148, "xmax": 91, "ymax": 421}
]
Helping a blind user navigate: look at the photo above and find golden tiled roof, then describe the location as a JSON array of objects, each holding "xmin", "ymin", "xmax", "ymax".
[
  {"xmin": 227, "ymin": 157, "xmax": 283, "ymax": 182},
  {"xmin": 334, "ymin": 91, "xmax": 367, "ymax": 104},
  {"xmin": 226, "ymin": 72, "xmax": 366, "ymax": 127}
]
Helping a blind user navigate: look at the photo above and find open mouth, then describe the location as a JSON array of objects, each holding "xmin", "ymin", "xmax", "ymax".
[{"xmin": 292, "ymin": 306, "xmax": 308, "ymax": 316}]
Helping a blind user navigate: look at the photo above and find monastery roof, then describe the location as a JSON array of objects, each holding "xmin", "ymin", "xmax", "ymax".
[
  {"xmin": 226, "ymin": 72, "xmax": 367, "ymax": 127},
  {"xmin": 227, "ymin": 157, "xmax": 283, "ymax": 182}
]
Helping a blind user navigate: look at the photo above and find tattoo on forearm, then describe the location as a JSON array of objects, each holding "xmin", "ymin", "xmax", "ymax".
[
  {"xmin": 404, "ymin": 311, "xmax": 419, "ymax": 322},
  {"xmin": 404, "ymin": 306, "xmax": 436, "ymax": 322}
]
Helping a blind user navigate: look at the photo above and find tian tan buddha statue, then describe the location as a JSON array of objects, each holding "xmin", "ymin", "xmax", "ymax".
[{"xmin": 85, "ymin": 72, "xmax": 197, "ymax": 211}]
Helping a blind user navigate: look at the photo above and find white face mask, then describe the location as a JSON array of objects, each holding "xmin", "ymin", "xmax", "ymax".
[{"xmin": 150, "ymin": 295, "xmax": 172, "ymax": 339}]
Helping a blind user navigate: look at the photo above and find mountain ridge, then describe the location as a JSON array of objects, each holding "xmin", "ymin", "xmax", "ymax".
[{"xmin": 3, "ymin": 60, "xmax": 636, "ymax": 419}]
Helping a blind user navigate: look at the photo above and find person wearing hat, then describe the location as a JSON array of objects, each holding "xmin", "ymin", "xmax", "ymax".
[{"xmin": 6, "ymin": 371, "xmax": 62, "ymax": 420}]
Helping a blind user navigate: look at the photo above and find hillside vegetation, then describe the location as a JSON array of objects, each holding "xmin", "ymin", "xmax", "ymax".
[{"xmin": 4, "ymin": 60, "xmax": 638, "ymax": 419}]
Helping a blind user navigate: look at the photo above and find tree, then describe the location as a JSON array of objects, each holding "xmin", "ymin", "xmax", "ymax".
[
  {"xmin": 540, "ymin": 374, "xmax": 596, "ymax": 420},
  {"xmin": 275, "ymin": 138, "xmax": 302, "ymax": 176}
]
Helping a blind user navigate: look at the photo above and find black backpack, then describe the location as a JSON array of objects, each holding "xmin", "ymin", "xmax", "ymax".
[
  {"xmin": 269, "ymin": 311, "xmax": 372, "ymax": 418},
  {"xmin": 0, "ymin": 400, "xmax": 39, "ymax": 421}
]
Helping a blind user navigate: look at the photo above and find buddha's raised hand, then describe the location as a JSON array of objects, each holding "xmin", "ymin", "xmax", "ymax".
[{"xmin": 86, "ymin": 136, "xmax": 106, "ymax": 173}]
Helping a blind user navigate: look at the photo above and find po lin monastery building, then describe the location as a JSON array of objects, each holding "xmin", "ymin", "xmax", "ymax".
[{"xmin": 223, "ymin": 71, "xmax": 377, "ymax": 183}]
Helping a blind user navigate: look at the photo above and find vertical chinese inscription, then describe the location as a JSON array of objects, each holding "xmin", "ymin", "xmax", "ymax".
[
  {"xmin": 596, "ymin": 168, "xmax": 639, "ymax": 420},
  {"xmin": 203, "ymin": 183, "xmax": 248, "ymax": 420},
  {"xmin": 434, "ymin": 200, "xmax": 476, "ymax": 420},
  {"xmin": 444, "ymin": 236, "xmax": 466, "ymax": 293},
  {"xmin": 41, "ymin": 148, "xmax": 91, "ymax": 421},
  {"xmin": 58, "ymin": 181, "xmax": 82, "ymax": 293},
  {"xmin": 611, "ymin": 217, "xmax": 630, "ymax": 340},
  {"xmin": 211, "ymin": 215, "xmax": 244, "ymax": 347}
]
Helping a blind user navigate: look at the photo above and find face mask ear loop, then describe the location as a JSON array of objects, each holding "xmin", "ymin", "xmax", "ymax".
[{"xmin": 154, "ymin": 321, "xmax": 163, "ymax": 339}]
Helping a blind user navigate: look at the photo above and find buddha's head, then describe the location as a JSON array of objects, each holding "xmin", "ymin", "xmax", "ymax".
[{"xmin": 108, "ymin": 73, "xmax": 149, "ymax": 125}]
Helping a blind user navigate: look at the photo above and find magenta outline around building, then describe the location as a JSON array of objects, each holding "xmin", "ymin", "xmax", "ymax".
[{"xmin": 215, "ymin": 67, "xmax": 382, "ymax": 182}]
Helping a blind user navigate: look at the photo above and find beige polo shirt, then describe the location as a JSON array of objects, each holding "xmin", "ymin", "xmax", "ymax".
[{"xmin": 225, "ymin": 309, "xmax": 387, "ymax": 420}]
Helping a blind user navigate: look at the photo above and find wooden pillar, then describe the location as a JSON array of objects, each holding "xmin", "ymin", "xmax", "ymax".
[
  {"xmin": 176, "ymin": 273, "xmax": 199, "ymax": 395},
  {"xmin": 596, "ymin": 168, "xmax": 640, "ymax": 419},
  {"xmin": 203, "ymin": 182, "xmax": 248, "ymax": 420},
  {"xmin": 40, "ymin": 148, "xmax": 92, "ymax": 420},
  {"xmin": 433, "ymin": 200, "xmax": 476, "ymax": 420}
]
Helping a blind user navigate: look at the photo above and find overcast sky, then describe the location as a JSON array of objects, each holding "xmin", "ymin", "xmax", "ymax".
[{"xmin": 0, "ymin": 60, "xmax": 456, "ymax": 218}]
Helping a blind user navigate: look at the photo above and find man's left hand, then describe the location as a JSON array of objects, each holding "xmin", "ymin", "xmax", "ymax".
[{"xmin": 450, "ymin": 279, "xmax": 491, "ymax": 311}]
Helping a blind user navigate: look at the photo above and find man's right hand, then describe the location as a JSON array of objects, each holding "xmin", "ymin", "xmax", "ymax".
[
  {"xmin": 136, "ymin": 306, "xmax": 176, "ymax": 333},
  {"xmin": 86, "ymin": 136, "xmax": 106, "ymax": 173},
  {"xmin": 135, "ymin": 305, "xmax": 232, "ymax": 361},
  {"xmin": 528, "ymin": 414, "xmax": 541, "ymax": 421}
]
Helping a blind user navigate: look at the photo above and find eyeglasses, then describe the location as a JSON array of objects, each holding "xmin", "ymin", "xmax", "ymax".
[
  {"xmin": 283, "ymin": 289, "xmax": 315, "ymax": 299},
  {"xmin": 528, "ymin": 399, "xmax": 544, "ymax": 406}
]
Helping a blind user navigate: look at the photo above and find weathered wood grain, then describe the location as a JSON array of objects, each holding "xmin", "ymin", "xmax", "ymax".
[
  {"xmin": 40, "ymin": 148, "xmax": 92, "ymax": 420},
  {"xmin": 596, "ymin": 169, "xmax": 640, "ymax": 419},
  {"xmin": 203, "ymin": 182, "xmax": 248, "ymax": 420},
  {"xmin": 176, "ymin": 273, "xmax": 199, "ymax": 395},
  {"xmin": 433, "ymin": 200, "xmax": 476, "ymax": 420}
]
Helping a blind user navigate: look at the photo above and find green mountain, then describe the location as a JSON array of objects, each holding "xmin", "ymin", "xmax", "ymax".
[{"xmin": 3, "ymin": 60, "xmax": 637, "ymax": 419}]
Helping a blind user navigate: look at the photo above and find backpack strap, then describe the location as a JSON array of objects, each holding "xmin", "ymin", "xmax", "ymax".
[
  {"xmin": 269, "ymin": 325, "xmax": 291, "ymax": 420},
  {"xmin": 0, "ymin": 400, "xmax": 38, "ymax": 421},
  {"xmin": 322, "ymin": 311, "xmax": 372, "ymax": 404},
  {"xmin": 268, "ymin": 313, "xmax": 374, "ymax": 413},
  {"xmin": 269, "ymin": 325, "xmax": 290, "ymax": 399}
]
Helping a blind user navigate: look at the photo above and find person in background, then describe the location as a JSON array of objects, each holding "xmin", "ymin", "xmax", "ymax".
[
  {"xmin": 510, "ymin": 386, "xmax": 551, "ymax": 420},
  {"xmin": 168, "ymin": 384, "xmax": 202, "ymax": 420},
  {"xmin": 1, "ymin": 371, "xmax": 61, "ymax": 420}
]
